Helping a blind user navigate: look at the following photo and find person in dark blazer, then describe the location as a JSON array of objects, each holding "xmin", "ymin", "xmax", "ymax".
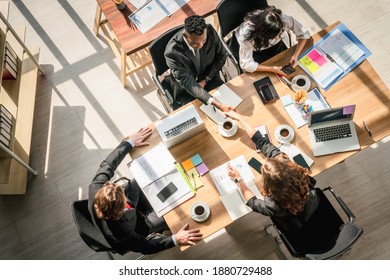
[
  {"xmin": 224, "ymin": 111, "xmax": 319, "ymax": 234},
  {"xmin": 88, "ymin": 127, "xmax": 202, "ymax": 255},
  {"xmin": 164, "ymin": 15, "xmax": 233, "ymax": 111}
]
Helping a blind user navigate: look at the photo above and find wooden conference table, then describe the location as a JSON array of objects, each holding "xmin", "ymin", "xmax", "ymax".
[
  {"xmin": 131, "ymin": 22, "xmax": 390, "ymax": 249},
  {"xmin": 94, "ymin": 0, "xmax": 220, "ymax": 87}
]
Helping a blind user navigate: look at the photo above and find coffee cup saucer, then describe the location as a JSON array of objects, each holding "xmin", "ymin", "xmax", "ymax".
[
  {"xmin": 274, "ymin": 124, "xmax": 294, "ymax": 144},
  {"xmin": 218, "ymin": 123, "xmax": 238, "ymax": 137},
  {"xmin": 190, "ymin": 201, "xmax": 210, "ymax": 222}
]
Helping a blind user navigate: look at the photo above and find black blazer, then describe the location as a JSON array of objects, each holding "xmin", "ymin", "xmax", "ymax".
[
  {"xmin": 88, "ymin": 141, "xmax": 175, "ymax": 255},
  {"xmin": 164, "ymin": 24, "xmax": 227, "ymax": 104},
  {"xmin": 247, "ymin": 131, "xmax": 320, "ymax": 234}
]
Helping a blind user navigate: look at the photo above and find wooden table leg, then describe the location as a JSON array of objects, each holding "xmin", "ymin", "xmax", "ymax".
[
  {"xmin": 121, "ymin": 48, "xmax": 127, "ymax": 87},
  {"xmin": 93, "ymin": 4, "xmax": 102, "ymax": 36}
]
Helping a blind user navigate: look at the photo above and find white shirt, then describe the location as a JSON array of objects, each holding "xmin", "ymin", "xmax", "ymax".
[{"xmin": 235, "ymin": 13, "xmax": 311, "ymax": 73}]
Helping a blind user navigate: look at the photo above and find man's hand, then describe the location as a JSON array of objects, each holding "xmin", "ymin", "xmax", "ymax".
[
  {"xmin": 174, "ymin": 223, "xmax": 202, "ymax": 246},
  {"xmin": 123, "ymin": 127, "xmax": 152, "ymax": 147}
]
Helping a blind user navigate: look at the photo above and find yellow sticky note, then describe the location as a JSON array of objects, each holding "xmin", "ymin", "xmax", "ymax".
[{"xmin": 300, "ymin": 56, "xmax": 320, "ymax": 74}]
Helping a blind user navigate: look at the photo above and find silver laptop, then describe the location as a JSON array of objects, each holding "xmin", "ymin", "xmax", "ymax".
[
  {"xmin": 308, "ymin": 105, "xmax": 360, "ymax": 156},
  {"xmin": 155, "ymin": 104, "xmax": 206, "ymax": 148}
]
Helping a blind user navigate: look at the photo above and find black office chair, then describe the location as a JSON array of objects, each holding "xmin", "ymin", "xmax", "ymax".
[
  {"xmin": 265, "ymin": 187, "xmax": 363, "ymax": 260},
  {"xmin": 71, "ymin": 199, "xmax": 115, "ymax": 255},
  {"xmin": 149, "ymin": 25, "xmax": 185, "ymax": 113},
  {"xmin": 149, "ymin": 24, "xmax": 237, "ymax": 113},
  {"xmin": 216, "ymin": 0, "xmax": 292, "ymax": 74}
]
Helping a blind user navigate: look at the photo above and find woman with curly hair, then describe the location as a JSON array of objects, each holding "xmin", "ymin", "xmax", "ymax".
[{"xmin": 224, "ymin": 111, "xmax": 319, "ymax": 233}]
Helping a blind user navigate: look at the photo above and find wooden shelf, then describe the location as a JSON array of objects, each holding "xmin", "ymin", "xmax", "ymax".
[{"xmin": 0, "ymin": 1, "xmax": 40, "ymax": 194}]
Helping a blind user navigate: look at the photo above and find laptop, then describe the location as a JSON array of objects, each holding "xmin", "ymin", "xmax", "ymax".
[
  {"xmin": 307, "ymin": 105, "xmax": 360, "ymax": 156},
  {"xmin": 155, "ymin": 104, "xmax": 206, "ymax": 148}
]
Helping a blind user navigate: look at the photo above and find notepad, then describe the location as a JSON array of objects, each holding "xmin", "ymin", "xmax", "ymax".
[{"xmin": 199, "ymin": 84, "xmax": 242, "ymax": 124}]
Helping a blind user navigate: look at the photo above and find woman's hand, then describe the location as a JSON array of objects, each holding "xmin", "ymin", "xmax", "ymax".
[
  {"xmin": 227, "ymin": 163, "xmax": 240, "ymax": 180},
  {"xmin": 224, "ymin": 110, "xmax": 241, "ymax": 121},
  {"xmin": 289, "ymin": 56, "xmax": 298, "ymax": 68}
]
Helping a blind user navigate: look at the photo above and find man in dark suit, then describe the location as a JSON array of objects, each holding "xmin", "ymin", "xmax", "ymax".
[
  {"xmin": 164, "ymin": 15, "xmax": 233, "ymax": 111},
  {"xmin": 88, "ymin": 127, "xmax": 202, "ymax": 255}
]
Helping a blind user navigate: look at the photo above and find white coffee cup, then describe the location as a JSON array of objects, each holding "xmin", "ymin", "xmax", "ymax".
[
  {"xmin": 274, "ymin": 124, "xmax": 294, "ymax": 144},
  {"xmin": 190, "ymin": 201, "xmax": 210, "ymax": 222},
  {"xmin": 218, "ymin": 117, "xmax": 238, "ymax": 137}
]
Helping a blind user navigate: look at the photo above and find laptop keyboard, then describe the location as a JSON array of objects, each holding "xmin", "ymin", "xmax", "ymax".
[
  {"xmin": 164, "ymin": 117, "xmax": 198, "ymax": 139},
  {"xmin": 313, "ymin": 123, "xmax": 352, "ymax": 142}
]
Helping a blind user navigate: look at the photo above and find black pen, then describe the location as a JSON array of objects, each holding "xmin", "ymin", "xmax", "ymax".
[
  {"xmin": 318, "ymin": 46, "xmax": 335, "ymax": 63},
  {"xmin": 363, "ymin": 121, "xmax": 372, "ymax": 137},
  {"xmin": 212, "ymin": 106, "xmax": 216, "ymax": 113}
]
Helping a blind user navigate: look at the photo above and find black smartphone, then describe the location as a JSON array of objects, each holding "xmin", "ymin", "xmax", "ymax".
[
  {"xmin": 293, "ymin": 154, "xmax": 310, "ymax": 170},
  {"xmin": 156, "ymin": 182, "xmax": 178, "ymax": 202},
  {"xmin": 259, "ymin": 83, "xmax": 275, "ymax": 102},
  {"xmin": 282, "ymin": 64, "xmax": 296, "ymax": 75},
  {"xmin": 248, "ymin": 157, "xmax": 263, "ymax": 174}
]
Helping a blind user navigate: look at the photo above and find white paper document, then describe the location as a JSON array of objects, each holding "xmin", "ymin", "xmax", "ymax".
[
  {"xmin": 209, "ymin": 155, "xmax": 255, "ymax": 196},
  {"xmin": 129, "ymin": 0, "xmax": 189, "ymax": 33},
  {"xmin": 128, "ymin": 142, "xmax": 194, "ymax": 217},
  {"xmin": 319, "ymin": 29, "xmax": 365, "ymax": 71},
  {"xmin": 128, "ymin": 142, "xmax": 176, "ymax": 188}
]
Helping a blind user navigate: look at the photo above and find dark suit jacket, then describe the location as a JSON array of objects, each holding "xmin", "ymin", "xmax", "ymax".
[
  {"xmin": 164, "ymin": 24, "xmax": 227, "ymax": 104},
  {"xmin": 247, "ymin": 131, "xmax": 320, "ymax": 234},
  {"xmin": 88, "ymin": 141, "xmax": 175, "ymax": 255}
]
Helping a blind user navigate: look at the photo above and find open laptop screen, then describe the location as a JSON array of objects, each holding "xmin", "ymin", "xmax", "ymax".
[{"xmin": 309, "ymin": 105, "xmax": 355, "ymax": 126}]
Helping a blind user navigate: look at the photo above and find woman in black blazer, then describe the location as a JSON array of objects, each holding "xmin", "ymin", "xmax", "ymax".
[{"xmin": 224, "ymin": 111, "xmax": 319, "ymax": 234}]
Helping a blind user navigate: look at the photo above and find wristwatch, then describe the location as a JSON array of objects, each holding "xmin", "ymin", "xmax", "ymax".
[{"xmin": 234, "ymin": 176, "xmax": 243, "ymax": 183}]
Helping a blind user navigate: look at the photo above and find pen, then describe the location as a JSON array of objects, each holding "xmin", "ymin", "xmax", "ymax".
[
  {"xmin": 192, "ymin": 173, "xmax": 196, "ymax": 190},
  {"xmin": 363, "ymin": 121, "xmax": 372, "ymax": 137},
  {"xmin": 318, "ymin": 46, "xmax": 335, "ymax": 63},
  {"xmin": 212, "ymin": 106, "xmax": 216, "ymax": 113}
]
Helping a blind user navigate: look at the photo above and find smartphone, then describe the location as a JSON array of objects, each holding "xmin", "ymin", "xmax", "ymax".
[
  {"xmin": 282, "ymin": 64, "xmax": 296, "ymax": 75},
  {"xmin": 156, "ymin": 182, "xmax": 178, "ymax": 202},
  {"xmin": 248, "ymin": 157, "xmax": 263, "ymax": 174},
  {"xmin": 259, "ymin": 83, "xmax": 275, "ymax": 102},
  {"xmin": 293, "ymin": 154, "xmax": 310, "ymax": 170}
]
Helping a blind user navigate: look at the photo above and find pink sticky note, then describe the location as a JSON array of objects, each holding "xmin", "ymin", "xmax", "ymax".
[
  {"xmin": 308, "ymin": 49, "xmax": 327, "ymax": 66},
  {"xmin": 343, "ymin": 105, "xmax": 356, "ymax": 115}
]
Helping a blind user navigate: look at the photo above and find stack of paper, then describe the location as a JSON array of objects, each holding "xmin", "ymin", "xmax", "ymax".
[
  {"xmin": 210, "ymin": 155, "xmax": 261, "ymax": 221},
  {"xmin": 128, "ymin": 142, "xmax": 194, "ymax": 217}
]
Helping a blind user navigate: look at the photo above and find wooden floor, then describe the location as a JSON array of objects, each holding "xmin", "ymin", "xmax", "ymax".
[{"xmin": 1, "ymin": 0, "xmax": 390, "ymax": 260}]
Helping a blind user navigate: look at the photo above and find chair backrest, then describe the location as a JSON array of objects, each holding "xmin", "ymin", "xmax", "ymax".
[
  {"xmin": 71, "ymin": 199, "xmax": 113, "ymax": 252},
  {"xmin": 217, "ymin": 0, "xmax": 269, "ymax": 38},
  {"xmin": 149, "ymin": 25, "xmax": 184, "ymax": 76},
  {"xmin": 274, "ymin": 188, "xmax": 363, "ymax": 259}
]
